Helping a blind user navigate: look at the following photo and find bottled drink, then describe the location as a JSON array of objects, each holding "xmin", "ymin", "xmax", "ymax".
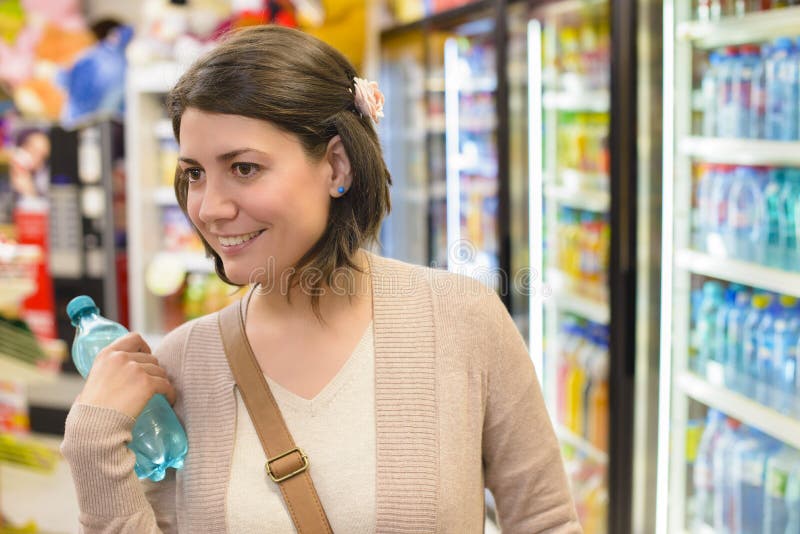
[
  {"xmin": 731, "ymin": 44, "xmax": 761, "ymax": 137},
  {"xmin": 765, "ymin": 38, "xmax": 799, "ymax": 141},
  {"xmin": 756, "ymin": 297, "xmax": 781, "ymax": 404},
  {"xmin": 762, "ymin": 167, "xmax": 784, "ymax": 267},
  {"xmin": 694, "ymin": 281, "xmax": 725, "ymax": 375},
  {"xmin": 778, "ymin": 168, "xmax": 800, "ymax": 269},
  {"xmin": 718, "ymin": 47, "xmax": 740, "ymax": 138},
  {"xmin": 771, "ymin": 295, "xmax": 800, "ymax": 410},
  {"xmin": 713, "ymin": 418, "xmax": 742, "ymax": 533},
  {"xmin": 702, "ymin": 53, "xmax": 722, "ymax": 137},
  {"xmin": 732, "ymin": 429, "xmax": 780, "ymax": 534},
  {"xmin": 710, "ymin": 284, "xmax": 744, "ymax": 385},
  {"xmin": 693, "ymin": 409, "xmax": 726, "ymax": 530},
  {"xmin": 763, "ymin": 445, "xmax": 800, "ymax": 533},
  {"xmin": 67, "ymin": 295, "xmax": 188, "ymax": 482},
  {"xmin": 741, "ymin": 293, "xmax": 773, "ymax": 397},
  {"xmin": 786, "ymin": 463, "xmax": 800, "ymax": 533},
  {"xmin": 708, "ymin": 164, "xmax": 736, "ymax": 255},
  {"xmin": 726, "ymin": 166, "xmax": 767, "ymax": 261},
  {"xmin": 725, "ymin": 287, "xmax": 753, "ymax": 390},
  {"xmin": 749, "ymin": 45, "xmax": 770, "ymax": 139}
]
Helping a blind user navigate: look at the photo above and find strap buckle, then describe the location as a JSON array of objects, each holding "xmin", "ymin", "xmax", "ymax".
[{"xmin": 265, "ymin": 447, "xmax": 309, "ymax": 483}]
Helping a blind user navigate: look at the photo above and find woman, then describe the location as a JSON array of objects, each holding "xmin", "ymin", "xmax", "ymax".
[{"xmin": 61, "ymin": 25, "xmax": 580, "ymax": 533}]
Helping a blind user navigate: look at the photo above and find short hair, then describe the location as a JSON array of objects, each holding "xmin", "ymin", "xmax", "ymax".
[{"xmin": 166, "ymin": 25, "xmax": 391, "ymax": 316}]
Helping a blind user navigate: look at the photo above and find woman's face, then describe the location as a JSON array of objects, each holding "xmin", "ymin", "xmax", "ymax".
[{"xmin": 179, "ymin": 108, "xmax": 337, "ymax": 286}]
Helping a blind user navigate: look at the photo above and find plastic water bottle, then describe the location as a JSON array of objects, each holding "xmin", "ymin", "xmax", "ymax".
[
  {"xmin": 765, "ymin": 38, "xmax": 799, "ymax": 140},
  {"xmin": 702, "ymin": 52, "xmax": 722, "ymax": 137},
  {"xmin": 713, "ymin": 418, "xmax": 742, "ymax": 534},
  {"xmin": 725, "ymin": 287, "xmax": 753, "ymax": 390},
  {"xmin": 708, "ymin": 165, "xmax": 736, "ymax": 255},
  {"xmin": 718, "ymin": 47, "xmax": 740, "ymax": 138},
  {"xmin": 694, "ymin": 281, "xmax": 725, "ymax": 375},
  {"xmin": 755, "ymin": 298, "xmax": 780, "ymax": 404},
  {"xmin": 763, "ymin": 168, "xmax": 784, "ymax": 267},
  {"xmin": 778, "ymin": 168, "xmax": 800, "ymax": 269},
  {"xmin": 742, "ymin": 293, "xmax": 773, "ymax": 397},
  {"xmin": 771, "ymin": 296, "xmax": 800, "ymax": 410},
  {"xmin": 693, "ymin": 409, "xmax": 726, "ymax": 530},
  {"xmin": 763, "ymin": 445, "xmax": 800, "ymax": 533},
  {"xmin": 750, "ymin": 44, "xmax": 770, "ymax": 138},
  {"xmin": 710, "ymin": 285, "xmax": 743, "ymax": 385},
  {"xmin": 696, "ymin": 164, "xmax": 717, "ymax": 248},
  {"xmin": 67, "ymin": 295, "xmax": 188, "ymax": 482},
  {"xmin": 732, "ymin": 429, "xmax": 780, "ymax": 534},
  {"xmin": 732, "ymin": 44, "xmax": 761, "ymax": 137},
  {"xmin": 726, "ymin": 166, "xmax": 767, "ymax": 261},
  {"xmin": 786, "ymin": 462, "xmax": 800, "ymax": 533}
]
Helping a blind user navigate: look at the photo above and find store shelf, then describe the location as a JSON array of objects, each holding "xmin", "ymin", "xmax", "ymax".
[
  {"xmin": 153, "ymin": 186, "xmax": 178, "ymax": 206},
  {"xmin": 560, "ymin": 168, "xmax": 609, "ymax": 191},
  {"xmin": 677, "ymin": 372, "xmax": 800, "ymax": 450},
  {"xmin": 556, "ymin": 424, "xmax": 609, "ymax": 464},
  {"xmin": 679, "ymin": 137, "xmax": 800, "ymax": 166},
  {"xmin": 545, "ymin": 184, "xmax": 610, "ymax": 212},
  {"xmin": 0, "ymin": 353, "xmax": 58, "ymax": 386},
  {"xmin": 543, "ymin": 90, "xmax": 609, "ymax": 112},
  {"xmin": 26, "ymin": 373, "xmax": 83, "ymax": 410},
  {"xmin": 675, "ymin": 248, "xmax": 800, "ymax": 298},
  {"xmin": 677, "ymin": 6, "xmax": 800, "ymax": 49},
  {"xmin": 548, "ymin": 270, "xmax": 610, "ymax": 324}
]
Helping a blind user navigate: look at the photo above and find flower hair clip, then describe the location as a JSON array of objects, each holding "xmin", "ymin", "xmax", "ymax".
[{"xmin": 352, "ymin": 77, "xmax": 385, "ymax": 124}]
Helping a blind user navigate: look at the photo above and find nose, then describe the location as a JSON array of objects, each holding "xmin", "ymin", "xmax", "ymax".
[{"xmin": 197, "ymin": 174, "xmax": 237, "ymax": 225}]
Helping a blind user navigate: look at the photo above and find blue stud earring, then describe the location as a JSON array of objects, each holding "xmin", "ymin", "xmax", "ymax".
[{"xmin": 337, "ymin": 186, "xmax": 345, "ymax": 194}]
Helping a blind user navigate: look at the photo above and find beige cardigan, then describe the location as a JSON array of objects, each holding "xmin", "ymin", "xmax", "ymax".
[{"xmin": 61, "ymin": 252, "xmax": 581, "ymax": 533}]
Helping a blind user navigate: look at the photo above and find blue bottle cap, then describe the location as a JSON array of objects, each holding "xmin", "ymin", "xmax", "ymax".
[{"xmin": 67, "ymin": 295, "xmax": 99, "ymax": 322}]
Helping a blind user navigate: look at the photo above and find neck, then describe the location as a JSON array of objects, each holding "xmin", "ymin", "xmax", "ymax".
[{"xmin": 247, "ymin": 249, "xmax": 372, "ymax": 327}]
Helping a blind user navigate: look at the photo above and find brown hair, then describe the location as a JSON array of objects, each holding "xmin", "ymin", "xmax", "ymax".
[{"xmin": 166, "ymin": 25, "xmax": 391, "ymax": 316}]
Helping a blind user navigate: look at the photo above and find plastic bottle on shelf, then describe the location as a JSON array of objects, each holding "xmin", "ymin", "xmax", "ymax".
[
  {"xmin": 66, "ymin": 296, "xmax": 188, "ymax": 482},
  {"xmin": 693, "ymin": 409, "xmax": 726, "ymax": 531},
  {"xmin": 708, "ymin": 165, "xmax": 735, "ymax": 255},
  {"xmin": 726, "ymin": 166, "xmax": 767, "ymax": 261},
  {"xmin": 713, "ymin": 417, "xmax": 742, "ymax": 534},
  {"xmin": 785, "ymin": 462, "xmax": 800, "ymax": 533},
  {"xmin": 732, "ymin": 428, "xmax": 781, "ymax": 534},
  {"xmin": 771, "ymin": 295, "xmax": 800, "ymax": 410},
  {"xmin": 558, "ymin": 318, "xmax": 583, "ymax": 424},
  {"xmin": 702, "ymin": 52, "xmax": 722, "ymax": 137},
  {"xmin": 778, "ymin": 167, "xmax": 800, "ymax": 269},
  {"xmin": 694, "ymin": 281, "xmax": 726, "ymax": 376},
  {"xmin": 763, "ymin": 445, "xmax": 800, "ymax": 533},
  {"xmin": 586, "ymin": 337, "xmax": 609, "ymax": 452},
  {"xmin": 763, "ymin": 167, "xmax": 785, "ymax": 267},
  {"xmin": 765, "ymin": 37, "xmax": 798, "ymax": 141},
  {"xmin": 741, "ymin": 293, "xmax": 773, "ymax": 397},
  {"xmin": 717, "ymin": 47, "xmax": 740, "ymax": 138},
  {"xmin": 732, "ymin": 44, "xmax": 761, "ymax": 138},
  {"xmin": 749, "ymin": 44, "xmax": 770, "ymax": 139},
  {"xmin": 725, "ymin": 286, "xmax": 754, "ymax": 390},
  {"xmin": 755, "ymin": 297, "xmax": 782, "ymax": 404},
  {"xmin": 696, "ymin": 164, "xmax": 717, "ymax": 248},
  {"xmin": 711, "ymin": 284, "xmax": 745, "ymax": 385},
  {"xmin": 565, "ymin": 328, "xmax": 588, "ymax": 435}
]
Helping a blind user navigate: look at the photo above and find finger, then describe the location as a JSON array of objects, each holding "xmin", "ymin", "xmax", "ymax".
[
  {"xmin": 150, "ymin": 376, "xmax": 177, "ymax": 406},
  {"xmin": 107, "ymin": 332, "xmax": 153, "ymax": 354},
  {"xmin": 134, "ymin": 362, "xmax": 168, "ymax": 380},
  {"xmin": 125, "ymin": 352, "xmax": 161, "ymax": 366}
]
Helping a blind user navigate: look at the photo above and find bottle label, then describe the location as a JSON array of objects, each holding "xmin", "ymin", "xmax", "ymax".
[{"xmin": 766, "ymin": 465, "xmax": 789, "ymax": 498}]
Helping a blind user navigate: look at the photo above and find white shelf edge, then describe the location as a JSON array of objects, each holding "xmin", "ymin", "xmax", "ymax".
[
  {"xmin": 543, "ymin": 90, "xmax": 610, "ymax": 112},
  {"xmin": 677, "ymin": 6, "xmax": 800, "ymax": 49},
  {"xmin": 555, "ymin": 424, "xmax": 609, "ymax": 464},
  {"xmin": 675, "ymin": 248, "xmax": 800, "ymax": 298},
  {"xmin": 26, "ymin": 373, "xmax": 84, "ymax": 410},
  {"xmin": 679, "ymin": 137, "xmax": 800, "ymax": 166},
  {"xmin": 0, "ymin": 353, "xmax": 58, "ymax": 386},
  {"xmin": 545, "ymin": 184, "xmax": 610, "ymax": 212},
  {"xmin": 677, "ymin": 372, "xmax": 800, "ymax": 450},
  {"xmin": 547, "ymin": 270, "xmax": 610, "ymax": 324}
]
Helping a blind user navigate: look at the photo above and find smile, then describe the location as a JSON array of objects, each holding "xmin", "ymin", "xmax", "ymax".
[{"xmin": 218, "ymin": 230, "xmax": 264, "ymax": 247}]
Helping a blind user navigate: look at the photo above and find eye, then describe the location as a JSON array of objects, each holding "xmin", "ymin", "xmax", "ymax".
[
  {"xmin": 232, "ymin": 162, "xmax": 261, "ymax": 178},
  {"xmin": 181, "ymin": 167, "xmax": 204, "ymax": 183}
]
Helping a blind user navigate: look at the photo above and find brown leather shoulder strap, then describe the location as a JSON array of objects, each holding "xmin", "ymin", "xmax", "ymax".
[{"xmin": 218, "ymin": 300, "xmax": 333, "ymax": 534}]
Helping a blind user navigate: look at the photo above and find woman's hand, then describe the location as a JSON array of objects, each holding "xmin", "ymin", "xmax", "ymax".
[{"xmin": 76, "ymin": 332, "xmax": 177, "ymax": 419}]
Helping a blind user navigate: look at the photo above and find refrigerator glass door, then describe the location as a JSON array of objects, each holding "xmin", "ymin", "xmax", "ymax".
[{"xmin": 509, "ymin": 3, "xmax": 611, "ymax": 532}]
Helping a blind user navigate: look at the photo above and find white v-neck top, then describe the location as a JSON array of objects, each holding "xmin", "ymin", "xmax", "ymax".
[{"xmin": 225, "ymin": 321, "xmax": 376, "ymax": 533}]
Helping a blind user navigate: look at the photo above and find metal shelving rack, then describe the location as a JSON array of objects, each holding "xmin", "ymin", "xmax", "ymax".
[{"xmin": 657, "ymin": 4, "xmax": 800, "ymax": 533}]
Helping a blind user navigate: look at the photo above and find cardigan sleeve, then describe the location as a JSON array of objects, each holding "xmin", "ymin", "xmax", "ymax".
[
  {"xmin": 60, "ymin": 322, "xmax": 192, "ymax": 533},
  {"xmin": 481, "ymin": 292, "xmax": 583, "ymax": 533}
]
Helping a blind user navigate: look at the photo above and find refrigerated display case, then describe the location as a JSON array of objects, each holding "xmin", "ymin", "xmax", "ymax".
[{"xmin": 658, "ymin": 4, "xmax": 800, "ymax": 534}]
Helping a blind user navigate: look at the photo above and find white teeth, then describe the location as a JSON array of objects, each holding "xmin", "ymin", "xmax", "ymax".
[{"xmin": 218, "ymin": 231, "xmax": 261, "ymax": 247}]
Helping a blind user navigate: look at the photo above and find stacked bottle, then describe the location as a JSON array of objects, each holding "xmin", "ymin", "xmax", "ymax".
[
  {"xmin": 557, "ymin": 208, "xmax": 610, "ymax": 295},
  {"xmin": 691, "ymin": 280, "xmax": 800, "ymax": 415},
  {"xmin": 691, "ymin": 411, "xmax": 800, "ymax": 533},
  {"xmin": 699, "ymin": 37, "xmax": 800, "ymax": 140},
  {"xmin": 694, "ymin": 165, "xmax": 800, "ymax": 269}
]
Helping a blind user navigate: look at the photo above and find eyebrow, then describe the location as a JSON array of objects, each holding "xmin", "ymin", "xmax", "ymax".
[{"xmin": 178, "ymin": 148, "xmax": 266, "ymax": 165}]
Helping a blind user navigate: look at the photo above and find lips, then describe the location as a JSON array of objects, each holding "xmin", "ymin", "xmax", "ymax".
[{"xmin": 217, "ymin": 230, "xmax": 264, "ymax": 247}]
